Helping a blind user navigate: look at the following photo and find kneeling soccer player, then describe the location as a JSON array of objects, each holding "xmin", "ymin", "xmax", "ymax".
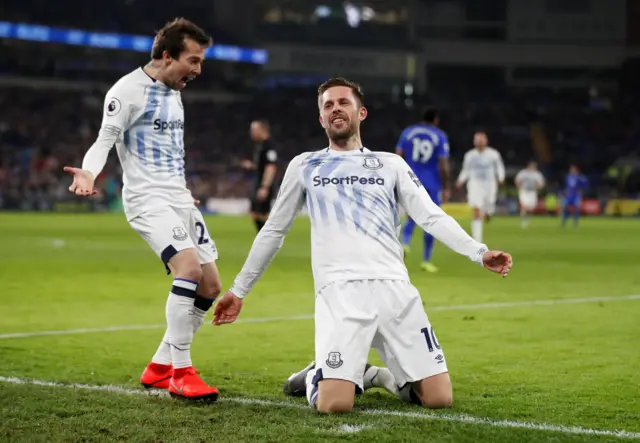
[{"xmin": 213, "ymin": 77, "xmax": 513, "ymax": 412}]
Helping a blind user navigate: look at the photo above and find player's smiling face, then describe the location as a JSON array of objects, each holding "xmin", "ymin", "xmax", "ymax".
[
  {"xmin": 166, "ymin": 38, "xmax": 206, "ymax": 90},
  {"xmin": 318, "ymin": 86, "xmax": 367, "ymax": 141}
]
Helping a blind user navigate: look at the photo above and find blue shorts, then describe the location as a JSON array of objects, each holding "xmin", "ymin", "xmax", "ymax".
[{"xmin": 564, "ymin": 196, "xmax": 581, "ymax": 207}]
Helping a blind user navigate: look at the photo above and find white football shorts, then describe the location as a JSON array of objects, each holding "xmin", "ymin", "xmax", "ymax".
[
  {"xmin": 519, "ymin": 190, "xmax": 538, "ymax": 211},
  {"xmin": 312, "ymin": 279, "xmax": 448, "ymax": 391},
  {"xmin": 129, "ymin": 205, "xmax": 218, "ymax": 273},
  {"xmin": 467, "ymin": 184, "xmax": 497, "ymax": 215}
]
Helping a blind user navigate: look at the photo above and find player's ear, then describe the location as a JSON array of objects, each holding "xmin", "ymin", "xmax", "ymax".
[
  {"xmin": 319, "ymin": 115, "xmax": 325, "ymax": 128},
  {"xmin": 359, "ymin": 106, "xmax": 368, "ymax": 121},
  {"xmin": 162, "ymin": 50, "xmax": 172, "ymax": 66}
]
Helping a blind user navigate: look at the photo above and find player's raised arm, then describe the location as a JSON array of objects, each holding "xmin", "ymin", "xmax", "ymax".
[
  {"xmin": 64, "ymin": 86, "xmax": 136, "ymax": 196},
  {"xmin": 395, "ymin": 158, "xmax": 512, "ymax": 276},
  {"xmin": 213, "ymin": 155, "xmax": 306, "ymax": 325}
]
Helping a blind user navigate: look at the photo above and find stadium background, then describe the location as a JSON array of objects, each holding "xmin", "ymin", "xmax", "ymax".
[
  {"xmin": 1, "ymin": 2, "xmax": 640, "ymax": 443},
  {"xmin": 1, "ymin": 0, "xmax": 639, "ymax": 217}
]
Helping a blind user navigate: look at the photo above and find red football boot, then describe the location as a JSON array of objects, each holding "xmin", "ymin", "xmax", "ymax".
[
  {"xmin": 169, "ymin": 367, "xmax": 219, "ymax": 401},
  {"xmin": 140, "ymin": 362, "xmax": 173, "ymax": 389}
]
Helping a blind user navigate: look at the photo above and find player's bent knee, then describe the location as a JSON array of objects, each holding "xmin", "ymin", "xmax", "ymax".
[
  {"xmin": 316, "ymin": 379, "xmax": 356, "ymax": 414},
  {"xmin": 413, "ymin": 373, "xmax": 453, "ymax": 409},
  {"xmin": 316, "ymin": 398, "xmax": 354, "ymax": 414}
]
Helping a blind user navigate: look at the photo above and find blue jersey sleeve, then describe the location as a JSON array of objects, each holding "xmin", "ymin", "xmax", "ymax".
[
  {"xmin": 437, "ymin": 133, "xmax": 450, "ymax": 159},
  {"xmin": 396, "ymin": 128, "xmax": 411, "ymax": 156}
]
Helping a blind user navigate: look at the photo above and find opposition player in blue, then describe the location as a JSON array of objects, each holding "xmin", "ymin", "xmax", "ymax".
[
  {"xmin": 396, "ymin": 108, "xmax": 450, "ymax": 272},
  {"xmin": 561, "ymin": 164, "xmax": 589, "ymax": 227}
]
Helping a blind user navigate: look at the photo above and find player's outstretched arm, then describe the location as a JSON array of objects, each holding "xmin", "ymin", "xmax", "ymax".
[
  {"xmin": 396, "ymin": 158, "xmax": 512, "ymax": 277},
  {"xmin": 213, "ymin": 155, "xmax": 306, "ymax": 325},
  {"xmin": 64, "ymin": 85, "xmax": 135, "ymax": 197}
]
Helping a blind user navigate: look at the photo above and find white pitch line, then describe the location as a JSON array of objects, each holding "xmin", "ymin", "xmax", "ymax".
[
  {"xmin": 0, "ymin": 314, "xmax": 314, "ymax": 340},
  {"xmin": 1, "ymin": 294, "xmax": 638, "ymax": 340},
  {"xmin": 0, "ymin": 376, "xmax": 638, "ymax": 440}
]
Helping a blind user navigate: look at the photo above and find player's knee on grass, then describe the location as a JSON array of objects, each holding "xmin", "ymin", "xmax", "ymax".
[
  {"xmin": 316, "ymin": 379, "xmax": 356, "ymax": 413},
  {"xmin": 412, "ymin": 373, "xmax": 453, "ymax": 409},
  {"xmin": 472, "ymin": 207, "xmax": 481, "ymax": 219},
  {"xmin": 168, "ymin": 249, "xmax": 202, "ymax": 283}
]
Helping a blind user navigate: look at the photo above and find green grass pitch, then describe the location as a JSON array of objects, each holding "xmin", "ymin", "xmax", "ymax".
[{"xmin": 0, "ymin": 213, "xmax": 639, "ymax": 442}]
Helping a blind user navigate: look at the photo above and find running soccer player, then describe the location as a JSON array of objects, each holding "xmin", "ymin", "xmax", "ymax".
[
  {"xmin": 515, "ymin": 161, "xmax": 545, "ymax": 228},
  {"xmin": 561, "ymin": 164, "xmax": 588, "ymax": 227},
  {"xmin": 455, "ymin": 131, "xmax": 505, "ymax": 243},
  {"xmin": 241, "ymin": 119, "xmax": 279, "ymax": 233},
  {"xmin": 396, "ymin": 108, "xmax": 450, "ymax": 272},
  {"xmin": 63, "ymin": 18, "xmax": 220, "ymax": 401},
  {"xmin": 213, "ymin": 77, "xmax": 513, "ymax": 413}
]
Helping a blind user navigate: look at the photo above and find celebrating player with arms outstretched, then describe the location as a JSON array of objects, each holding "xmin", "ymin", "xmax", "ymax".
[
  {"xmin": 213, "ymin": 77, "xmax": 513, "ymax": 413},
  {"xmin": 456, "ymin": 131, "xmax": 505, "ymax": 243},
  {"xmin": 64, "ymin": 19, "xmax": 220, "ymax": 401}
]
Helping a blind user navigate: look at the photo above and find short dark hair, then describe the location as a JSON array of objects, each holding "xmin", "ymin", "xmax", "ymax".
[
  {"xmin": 317, "ymin": 77, "xmax": 364, "ymax": 106},
  {"xmin": 151, "ymin": 18, "xmax": 212, "ymax": 60},
  {"xmin": 423, "ymin": 108, "xmax": 439, "ymax": 124}
]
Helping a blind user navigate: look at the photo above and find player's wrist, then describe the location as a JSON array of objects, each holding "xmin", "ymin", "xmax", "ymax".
[
  {"xmin": 228, "ymin": 285, "xmax": 246, "ymax": 300},
  {"xmin": 474, "ymin": 246, "xmax": 488, "ymax": 266}
]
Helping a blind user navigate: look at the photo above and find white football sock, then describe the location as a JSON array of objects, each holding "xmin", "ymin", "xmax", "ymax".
[
  {"xmin": 306, "ymin": 368, "xmax": 320, "ymax": 409},
  {"xmin": 151, "ymin": 307, "xmax": 207, "ymax": 366},
  {"xmin": 151, "ymin": 329, "xmax": 171, "ymax": 366},
  {"xmin": 471, "ymin": 219, "xmax": 483, "ymax": 242},
  {"xmin": 166, "ymin": 279, "xmax": 198, "ymax": 369},
  {"xmin": 363, "ymin": 365, "xmax": 399, "ymax": 397}
]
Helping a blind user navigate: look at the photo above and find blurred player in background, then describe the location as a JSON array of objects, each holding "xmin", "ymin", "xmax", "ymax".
[
  {"xmin": 213, "ymin": 77, "xmax": 513, "ymax": 413},
  {"xmin": 515, "ymin": 161, "xmax": 545, "ymax": 229},
  {"xmin": 561, "ymin": 164, "xmax": 589, "ymax": 227},
  {"xmin": 456, "ymin": 131, "xmax": 505, "ymax": 243},
  {"xmin": 396, "ymin": 108, "xmax": 450, "ymax": 272},
  {"xmin": 63, "ymin": 18, "xmax": 220, "ymax": 401},
  {"xmin": 241, "ymin": 119, "xmax": 279, "ymax": 233}
]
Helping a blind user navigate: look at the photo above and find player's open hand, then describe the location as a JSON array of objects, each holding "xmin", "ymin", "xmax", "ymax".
[
  {"xmin": 482, "ymin": 250, "xmax": 513, "ymax": 278},
  {"xmin": 63, "ymin": 167, "xmax": 97, "ymax": 196},
  {"xmin": 212, "ymin": 291, "xmax": 244, "ymax": 325}
]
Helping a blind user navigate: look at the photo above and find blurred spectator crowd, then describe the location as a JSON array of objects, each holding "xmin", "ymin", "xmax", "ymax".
[{"xmin": 1, "ymin": 82, "xmax": 640, "ymax": 211}]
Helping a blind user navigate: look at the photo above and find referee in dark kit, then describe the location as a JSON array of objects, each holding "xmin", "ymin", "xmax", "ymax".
[{"xmin": 241, "ymin": 119, "xmax": 279, "ymax": 233}]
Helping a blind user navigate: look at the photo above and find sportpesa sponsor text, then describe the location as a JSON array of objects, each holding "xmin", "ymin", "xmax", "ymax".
[
  {"xmin": 153, "ymin": 119, "xmax": 184, "ymax": 131},
  {"xmin": 313, "ymin": 176, "xmax": 385, "ymax": 187}
]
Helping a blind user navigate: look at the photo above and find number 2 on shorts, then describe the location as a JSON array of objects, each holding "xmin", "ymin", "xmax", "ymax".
[{"xmin": 195, "ymin": 221, "xmax": 209, "ymax": 245}]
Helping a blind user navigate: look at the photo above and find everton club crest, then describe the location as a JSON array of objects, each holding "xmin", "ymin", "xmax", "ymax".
[{"xmin": 363, "ymin": 157, "xmax": 382, "ymax": 170}]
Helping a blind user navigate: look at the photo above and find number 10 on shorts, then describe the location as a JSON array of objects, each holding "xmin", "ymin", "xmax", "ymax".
[{"xmin": 421, "ymin": 326, "xmax": 441, "ymax": 352}]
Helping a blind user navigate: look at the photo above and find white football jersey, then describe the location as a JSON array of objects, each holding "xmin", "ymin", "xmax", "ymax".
[
  {"xmin": 457, "ymin": 147, "xmax": 505, "ymax": 188},
  {"xmin": 230, "ymin": 148, "xmax": 488, "ymax": 296},
  {"xmin": 515, "ymin": 169, "xmax": 545, "ymax": 191},
  {"xmin": 95, "ymin": 68, "xmax": 192, "ymax": 220}
]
